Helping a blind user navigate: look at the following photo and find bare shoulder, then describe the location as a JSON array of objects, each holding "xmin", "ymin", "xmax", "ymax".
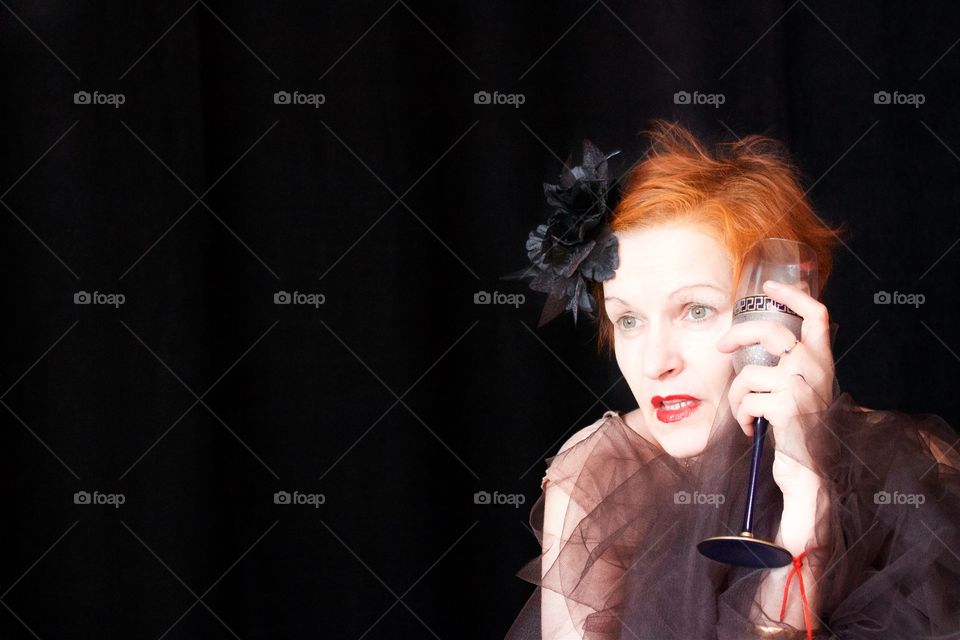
[
  {"xmin": 541, "ymin": 414, "xmax": 613, "ymax": 492},
  {"xmin": 556, "ymin": 414, "xmax": 608, "ymax": 455}
]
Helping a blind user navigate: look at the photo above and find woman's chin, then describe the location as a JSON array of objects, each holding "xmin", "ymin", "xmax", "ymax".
[
  {"xmin": 662, "ymin": 440, "xmax": 709, "ymax": 459},
  {"xmin": 650, "ymin": 415, "xmax": 713, "ymax": 459}
]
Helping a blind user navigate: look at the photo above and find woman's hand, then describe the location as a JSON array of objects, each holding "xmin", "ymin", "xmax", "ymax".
[{"xmin": 716, "ymin": 280, "xmax": 836, "ymax": 497}]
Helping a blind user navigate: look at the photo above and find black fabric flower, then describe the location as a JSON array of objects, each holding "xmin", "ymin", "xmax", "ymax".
[{"xmin": 502, "ymin": 139, "xmax": 623, "ymax": 327}]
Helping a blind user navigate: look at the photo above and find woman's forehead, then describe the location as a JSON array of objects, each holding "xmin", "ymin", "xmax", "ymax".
[{"xmin": 606, "ymin": 226, "xmax": 733, "ymax": 298}]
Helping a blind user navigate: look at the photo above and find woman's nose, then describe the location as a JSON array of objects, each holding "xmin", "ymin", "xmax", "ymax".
[{"xmin": 642, "ymin": 322, "xmax": 683, "ymax": 380}]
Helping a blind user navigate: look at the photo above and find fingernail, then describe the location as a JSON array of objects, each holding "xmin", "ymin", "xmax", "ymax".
[{"xmin": 764, "ymin": 280, "xmax": 780, "ymax": 289}]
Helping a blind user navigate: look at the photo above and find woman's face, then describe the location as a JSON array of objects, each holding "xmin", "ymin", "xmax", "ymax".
[{"xmin": 603, "ymin": 223, "xmax": 735, "ymax": 458}]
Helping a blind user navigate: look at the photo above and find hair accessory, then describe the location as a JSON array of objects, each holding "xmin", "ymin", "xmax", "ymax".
[{"xmin": 501, "ymin": 139, "xmax": 624, "ymax": 327}]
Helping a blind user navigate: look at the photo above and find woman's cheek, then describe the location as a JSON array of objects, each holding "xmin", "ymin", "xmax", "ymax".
[
  {"xmin": 614, "ymin": 336, "xmax": 644, "ymax": 381},
  {"xmin": 687, "ymin": 332, "xmax": 734, "ymax": 396}
]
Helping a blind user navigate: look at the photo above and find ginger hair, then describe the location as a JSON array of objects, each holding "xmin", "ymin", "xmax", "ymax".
[{"xmin": 591, "ymin": 119, "xmax": 845, "ymax": 356}]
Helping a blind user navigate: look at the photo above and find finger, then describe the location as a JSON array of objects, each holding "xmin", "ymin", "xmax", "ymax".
[
  {"xmin": 716, "ymin": 318, "xmax": 798, "ymax": 357},
  {"xmin": 735, "ymin": 392, "xmax": 774, "ymax": 437},
  {"xmin": 736, "ymin": 391, "xmax": 796, "ymax": 439},
  {"xmin": 727, "ymin": 359, "xmax": 809, "ymax": 416},
  {"xmin": 761, "ymin": 280, "xmax": 832, "ymax": 359}
]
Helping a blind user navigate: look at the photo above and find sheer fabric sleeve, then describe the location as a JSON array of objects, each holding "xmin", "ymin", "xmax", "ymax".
[
  {"xmin": 507, "ymin": 413, "xmax": 665, "ymax": 639},
  {"xmin": 714, "ymin": 391, "xmax": 960, "ymax": 639},
  {"xmin": 508, "ymin": 391, "xmax": 960, "ymax": 639}
]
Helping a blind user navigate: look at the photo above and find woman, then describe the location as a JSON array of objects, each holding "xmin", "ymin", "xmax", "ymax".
[{"xmin": 503, "ymin": 121, "xmax": 960, "ymax": 639}]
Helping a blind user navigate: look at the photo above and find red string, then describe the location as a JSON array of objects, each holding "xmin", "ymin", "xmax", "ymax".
[{"xmin": 778, "ymin": 547, "xmax": 824, "ymax": 640}]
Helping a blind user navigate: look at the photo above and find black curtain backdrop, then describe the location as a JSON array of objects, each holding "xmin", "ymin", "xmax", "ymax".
[{"xmin": 1, "ymin": 2, "xmax": 958, "ymax": 638}]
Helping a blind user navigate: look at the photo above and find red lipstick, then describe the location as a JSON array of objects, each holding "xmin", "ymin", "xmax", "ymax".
[{"xmin": 650, "ymin": 394, "xmax": 701, "ymax": 424}]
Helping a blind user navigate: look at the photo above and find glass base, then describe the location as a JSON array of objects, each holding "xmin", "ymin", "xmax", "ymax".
[{"xmin": 697, "ymin": 532, "xmax": 793, "ymax": 568}]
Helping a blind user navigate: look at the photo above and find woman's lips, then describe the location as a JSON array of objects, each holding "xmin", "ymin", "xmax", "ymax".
[{"xmin": 651, "ymin": 395, "xmax": 702, "ymax": 424}]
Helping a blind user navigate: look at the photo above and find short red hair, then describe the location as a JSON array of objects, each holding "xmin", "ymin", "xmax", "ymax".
[{"xmin": 592, "ymin": 119, "xmax": 845, "ymax": 356}]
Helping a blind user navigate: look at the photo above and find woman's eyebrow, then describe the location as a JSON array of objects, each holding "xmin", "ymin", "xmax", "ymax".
[
  {"xmin": 605, "ymin": 284, "xmax": 724, "ymax": 303},
  {"xmin": 605, "ymin": 284, "xmax": 726, "ymax": 307},
  {"xmin": 670, "ymin": 283, "xmax": 725, "ymax": 296}
]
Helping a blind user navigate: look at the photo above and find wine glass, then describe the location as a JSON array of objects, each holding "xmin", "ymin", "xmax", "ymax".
[{"xmin": 697, "ymin": 238, "xmax": 819, "ymax": 568}]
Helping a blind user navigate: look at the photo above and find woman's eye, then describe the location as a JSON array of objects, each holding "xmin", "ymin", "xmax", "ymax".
[
  {"xmin": 685, "ymin": 304, "xmax": 715, "ymax": 322},
  {"xmin": 616, "ymin": 315, "xmax": 639, "ymax": 330}
]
